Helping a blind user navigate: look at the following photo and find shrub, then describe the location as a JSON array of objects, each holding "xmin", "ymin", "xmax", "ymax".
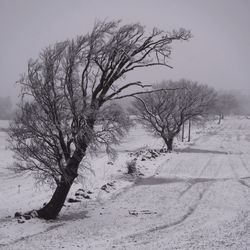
[{"xmin": 126, "ymin": 159, "xmax": 137, "ymax": 175}]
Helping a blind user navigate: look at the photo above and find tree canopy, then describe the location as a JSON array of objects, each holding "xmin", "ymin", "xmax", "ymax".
[
  {"xmin": 132, "ymin": 79, "xmax": 216, "ymax": 150},
  {"xmin": 8, "ymin": 20, "xmax": 191, "ymax": 219}
]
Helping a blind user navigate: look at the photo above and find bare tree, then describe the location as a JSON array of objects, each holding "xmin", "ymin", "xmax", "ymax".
[
  {"xmin": 8, "ymin": 20, "xmax": 191, "ymax": 219},
  {"xmin": 132, "ymin": 79, "xmax": 216, "ymax": 151}
]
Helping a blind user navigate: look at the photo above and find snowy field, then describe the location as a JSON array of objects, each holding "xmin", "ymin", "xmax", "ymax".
[{"xmin": 1, "ymin": 117, "xmax": 250, "ymax": 249}]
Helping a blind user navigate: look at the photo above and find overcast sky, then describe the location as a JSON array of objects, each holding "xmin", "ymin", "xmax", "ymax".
[{"xmin": 0, "ymin": 0, "xmax": 250, "ymax": 102}]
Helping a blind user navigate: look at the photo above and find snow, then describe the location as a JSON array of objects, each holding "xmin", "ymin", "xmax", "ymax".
[{"xmin": 1, "ymin": 117, "xmax": 250, "ymax": 249}]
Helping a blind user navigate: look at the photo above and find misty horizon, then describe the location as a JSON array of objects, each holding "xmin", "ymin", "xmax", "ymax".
[{"xmin": 0, "ymin": 0, "xmax": 250, "ymax": 103}]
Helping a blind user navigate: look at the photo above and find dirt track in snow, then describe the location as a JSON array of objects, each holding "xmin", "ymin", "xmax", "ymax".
[{"xmin": 2, "ymin": 118, "xmax": 250, "ymax": 249}]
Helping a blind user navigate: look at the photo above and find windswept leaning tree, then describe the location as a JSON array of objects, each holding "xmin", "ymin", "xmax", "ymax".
[
  {"xmin": 8, "ymin": 20, "xmax": 191, "ymax": 219},
  {"xmin": 132, "ymin": 79, "xmax": 216, "ymax": 151}
]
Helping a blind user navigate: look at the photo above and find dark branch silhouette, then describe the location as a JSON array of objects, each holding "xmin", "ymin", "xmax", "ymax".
[
  {"xmin": 131, "ymin": 79, "xmax": 216, "ymax": 151},
  {"xmin": 8, "ymin": 20, "xmax": 191, "ymax": 219}
]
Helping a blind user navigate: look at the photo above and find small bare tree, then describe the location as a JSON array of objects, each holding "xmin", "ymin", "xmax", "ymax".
[
  {"xmin": 8, "ymin": 20, "xmax": 191, "ymax": 219},
  {"xmin": 132, "ymin": 79, "xmax": 216, "ymax": 151}
]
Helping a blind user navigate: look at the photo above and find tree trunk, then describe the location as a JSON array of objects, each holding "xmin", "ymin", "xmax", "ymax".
[
  {"xmin": 218, "ymin": 114, "xmax": 222, "ymax": 124},
  {"xmin": 37, "ymin": 179, "xmax": 73, "ymax": 219},
  {"xmin": 188, "ymin": 119, "xmax": 191, "ymax": 142},
  {"xmin": 181, "ymin": 122, "xmax": 185, "ymax": 142},
  {"xmin": 37, "ymin": 148, "xmax": 85, "ymax": 220},
  {"xmin": 165, "ymin": 138, "xmax": 173, "ymax": 152}
]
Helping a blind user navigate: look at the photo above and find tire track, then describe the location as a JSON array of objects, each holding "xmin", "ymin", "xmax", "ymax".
[
  {"xmin": 113, "ymin": 119, "xmax": 250, "ymax": 249},
  {"xmin": 228, "ymin": 156, "xmax": 239, "ymax": 179},
  {"xmin": 121, "ymin": 154, "xmax": 223, "ymax": 246},
  {"xmin": 239, "ymin": 155, "xmax": 250, "ymax": 175},
  {"xmin": 238, "ymin": 180, "xmax": 250, "ymax": 188},
  {"xmin": 121, "ymin": 182, "xmax": 213, "ymax": 245},
  {"xmin": 221, "ymin": 124, "xmax": 250, "ymax": 192},
  {"xmin": 178, "ymin": 133, "xmax": 227, "ymax": 200},
  {"xmin": 178, "ymin": 157, "xmax": 213, "ymax": 199},
  {"xmin": 0, "ymin": 223, "xmax": 64, "ymax": 248}
]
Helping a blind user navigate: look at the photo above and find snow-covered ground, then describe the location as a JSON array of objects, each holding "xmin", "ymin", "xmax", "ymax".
[{"xmin": 1, "ymin": 117, "xmax": 250, "ymax": 249}]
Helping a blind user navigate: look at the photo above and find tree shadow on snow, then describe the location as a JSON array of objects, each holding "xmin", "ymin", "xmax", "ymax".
[
  {"xmin": 59, "ymin": 210, "xmax": 89, "ymax": 222},
  {"xmin": 135, "ymin": 176, "xmax": 231, "ymax": 186},
  {"xmin": 175, "ymin": 147, "xmax": 228, "ymax": 155}
]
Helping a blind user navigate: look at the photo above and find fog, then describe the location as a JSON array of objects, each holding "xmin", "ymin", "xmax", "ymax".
[{"xmin": 0, "ymin": 0, "xmax": 250, "ymax": 103}]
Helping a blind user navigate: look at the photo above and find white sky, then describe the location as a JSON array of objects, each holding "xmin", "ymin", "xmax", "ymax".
[{"xmin": 0, "ymin": 0, "xmax": 250, "ymax": 102}]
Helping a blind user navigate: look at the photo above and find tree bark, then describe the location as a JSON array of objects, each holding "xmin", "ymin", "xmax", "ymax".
[
  {"xmin": 188, "ymin": 119, "xmax": 191, "ymax": 142},
  {"xmin": 165, "ymin": 138, "xmax": 173, "ymax": 152},
  {"xmin": 37, "ymin": 179, "xmax": 73, "ymax": 219},
  {"xmin": 37, "ymin": 148, "xmax": 85, "ymax": 220},
  {"xmin": 181, "ymin": 122, "xmax": 185, "ymax": 142},
  {"xmin": 218, "ymin": 114, "xmax": 222, "ymax": 124}
]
